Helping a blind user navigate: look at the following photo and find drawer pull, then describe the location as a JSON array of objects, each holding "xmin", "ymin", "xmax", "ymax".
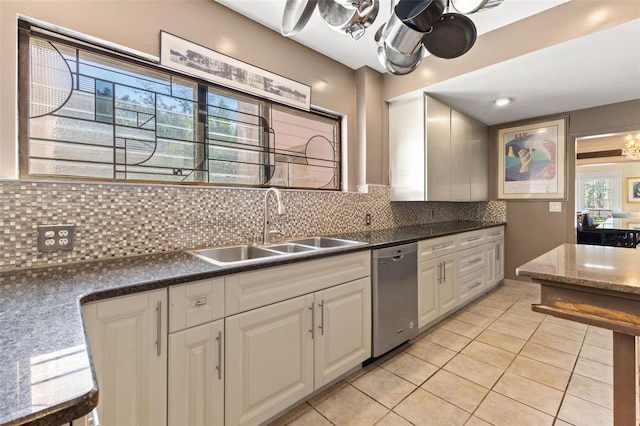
[
  {"xmin": 194, "ymin": 299, "xmax": 207, "ymax": 307},
  {"xmin": 156, "ymin": 300, "xmax": 162, "ymax": 357},
  {"xmin": 433, "ymin": 244, "xmax": 449, "ymax": 251},
  {"xmin": 309, "ymin": 303, "xmax": 315, "ymax": 340},
  {"xmin": 470, "ymin": 281, "xmax": 482, "ymax": 289},
  {"xmin": 216, "ymin": 331, "xmax": 222, "ymax": 380},
  {"xmin": 490, "ymin": 232, "xmax": 502, "ymax": 236},
  {"xmin": 469, "ymin": 258, "xmax": 482, "ymax": 264},
  {"xmin": 467, "ymin": 236, "xmax": 482, "ymax": 242}
]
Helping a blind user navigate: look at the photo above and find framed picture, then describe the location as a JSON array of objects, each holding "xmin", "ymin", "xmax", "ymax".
[
  {"xmin": 497, "ymin": 117, "xmax": 567, "ymax": 200},
  {"xmin": 627, "ymin": 177, "xmax": 640, "ymax": 203},
  {"xmin": 159, "ymin": 31, "xmax": 311, "ymax": 111}
]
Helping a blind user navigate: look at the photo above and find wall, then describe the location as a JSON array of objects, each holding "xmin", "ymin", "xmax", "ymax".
[
  {"xmin": 493, "ymin": 99, "xmax": 640, "ymax": 280},
  {"xmin": 0, "ymin": 182, "xmax": 505, "ymax": 271}
]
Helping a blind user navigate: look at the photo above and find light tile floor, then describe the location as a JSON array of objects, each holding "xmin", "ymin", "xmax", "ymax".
[{"xmin": 269, "ymin": 279, "xmax": 636, "ymax": 426}]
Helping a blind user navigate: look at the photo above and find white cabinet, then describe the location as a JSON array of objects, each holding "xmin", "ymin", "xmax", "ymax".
[
  {"xmin": 418, "ymin": 235, "xmax": 457, "ymax": 329},
  {"xmin": 83, "ymin": 289, "xmax": 167, "ymax": 426},
  {"xmin": 168, "ymin": 278, "xmax": 225, "ymax": 426},
  {"xmin": 168, "ymin": 320, "xmax": 224, "ymax": 426},
  {"xmin": 225, "ymin": 295, "xmax": 314, "ymax": 426},
  {"xmin": 314, "ymin": 278, "xmax": 371, "ymax": 388},
  {"xmin": 389, "ymin": 94, "xmax": 489, "ymax": 201},
  {"xmin": 486, "ymin": 239, "xmax": 505, "ymax": 288},
  {"xmin": 225, "ymin": 278, "xmax": 371, "ymax": 426}
]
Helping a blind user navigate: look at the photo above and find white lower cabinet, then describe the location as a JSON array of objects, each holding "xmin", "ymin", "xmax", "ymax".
[
  {"xmin": 82, "ymin": 289, "xmax": 167, "ymax": 426},
  {"xmin": 487, "ymin": 239, "xmax": 505, "ymax": 286},
  {"xmin": 314, "ymin": 278, "xmax": 371, "ymax": 388},
  {"xmin": 418, "ymin": 254, "xmax": 456, "ymax": 328},
  {"xmin": 225, "ymin": 278, "xmax": 371, "ymax": 426},
  {"xmin": 168, "ymin": 320, "xmax": 224, "ymax": 426}
]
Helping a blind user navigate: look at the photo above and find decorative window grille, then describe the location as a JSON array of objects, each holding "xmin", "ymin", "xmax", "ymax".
[{"xmin": 19, "ymin": 22, "xmax": 341, "ymax": 190}]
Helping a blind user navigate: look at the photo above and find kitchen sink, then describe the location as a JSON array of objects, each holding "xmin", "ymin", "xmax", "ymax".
[
  {"xmin": 191, "ymin": 245, "xmax": 280, "ymax": 265},
  {"xmin": 287, "ymin": 237, "xmax": 362, "ymax": 248},
  {"xmin": 267, "ymin": 243, "xmax": 319, "ymax": 253},
  {"xmin": 190, "ymin": 237, "xmax": 364, "ymax": 266}
]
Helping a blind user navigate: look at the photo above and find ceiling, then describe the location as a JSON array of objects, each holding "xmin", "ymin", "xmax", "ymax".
[{"xmin": 216, "ymin": 0, "xmax": 640, "ymax": 125}]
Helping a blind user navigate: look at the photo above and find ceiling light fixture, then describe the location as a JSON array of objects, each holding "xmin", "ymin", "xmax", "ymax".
[
  {"xmin": 493, "ymin": 97, "xmax": 511, "ymax": 106},
  {"xmin": 622, "ymin": 133, "xmax": 640, "ymax": 160}
]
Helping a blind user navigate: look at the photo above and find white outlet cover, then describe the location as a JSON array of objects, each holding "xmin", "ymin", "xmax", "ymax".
[{"xmin": 549, "ymin": 202, "xmax": 562, "ymax": 212}]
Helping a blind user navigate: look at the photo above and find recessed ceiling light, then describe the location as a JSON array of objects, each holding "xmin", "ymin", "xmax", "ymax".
[{"xmin": 493, "ymin": 97, "xmax": 512, "ymax": 107}]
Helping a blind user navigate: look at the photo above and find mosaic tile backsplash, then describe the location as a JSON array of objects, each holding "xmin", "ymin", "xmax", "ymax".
[{"xmin": 0, "ymin": 181, "xmax": 505, "ymax": 271}]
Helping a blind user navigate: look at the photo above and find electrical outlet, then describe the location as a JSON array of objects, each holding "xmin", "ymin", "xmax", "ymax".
[
  {"xmin": 38, "ymin": 224, "xmax": 75, "ymax": 251},
  {"xmin": 365, "ymin": 213, "xmax": 371, "ymax": 226}
]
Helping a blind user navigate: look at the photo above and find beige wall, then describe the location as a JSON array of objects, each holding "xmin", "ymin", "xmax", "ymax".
[
  {"xmin": 355, "ymin": 67, "xmax": 386, "ymax": 185},
  {"xmin": 494, "ymin": 99, "xmax": 640, "ymax": 281},
  {"xmin": 0, "ymin": 0, "xmax": 363, "ymax": 188}
]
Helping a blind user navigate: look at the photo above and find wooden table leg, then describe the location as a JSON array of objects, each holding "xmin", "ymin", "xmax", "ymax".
[{"xmin": 612, "ymin": 332, "xmax": 636, "ymax": 425}]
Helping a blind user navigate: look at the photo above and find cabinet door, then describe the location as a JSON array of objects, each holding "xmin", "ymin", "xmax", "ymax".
[
  {"xmin": 389, "ymin": 96, "xmax": 426, "ymax": 201},
  {"xmin": 493, "ymin": 239, "xmax": 505, "ymax": 283},
  {"xmin": 83, "ymin": 289, "xmax": 167, "ymax": 426},
  {"xmin": 314, "ymin": 278, "xmax": 371, "ymax": 388},
  {"xmin": 450, "ymin": 108, "xmax": 471, "ymax": 201},
  {"xmin": 225, "ymin": 295, "xmax": 314, "ymax": 426},
  {"xmin": 470, "ymin": 117, "xmax": 489, "ymax": 201},
  {"xmin": 425, "ymin": 95, "xmax": 452, "ymax": 201},
  {"xmin": 418, "ymin": 259, "xmax": 439, "ymax": 328},
  {"xmin": 439, "ymin": 254, "xmax": 457, "ymax": 313},
  {"xmin": 485, "ymin": 242, "xmax": 496, "ymax": 285},
  {"xmin": 168, "ymin": 320, "xmax": 223, "ymax": 426}
]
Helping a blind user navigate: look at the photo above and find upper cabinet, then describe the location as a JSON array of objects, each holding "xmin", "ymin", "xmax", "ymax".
[{"xmin": 389, "ymin": 94, "xmax": 489, "ymax": 202}]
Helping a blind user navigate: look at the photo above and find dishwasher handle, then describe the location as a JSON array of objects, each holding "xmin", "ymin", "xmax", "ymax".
[{"xmin": 372, "ymin": 242, "xmax": 418, "ymax": 260}]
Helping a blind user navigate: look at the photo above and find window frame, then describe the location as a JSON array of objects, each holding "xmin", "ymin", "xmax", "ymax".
[
  {"xmin": 577, "ymin": 170, "xmax": 622, "ymax": 214},
  {"xmin": 18, "ymin": 20, "xmax": 342, "ymax": 191}
]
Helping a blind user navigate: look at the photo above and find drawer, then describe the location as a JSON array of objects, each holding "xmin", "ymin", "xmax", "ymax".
[
  {"xmin": 458, "ymin": 245, "xmax": 486, "ymax": 277},
  {"xmin": 458, "ymin": 229, "xmax": 486, "ymax": 250},
  {"xmin": 169, "ymin": 278, "xmax": 225, "ymax": 333},
  {"xmin": 418, "ymin": 235, "xmax": 458, "ymax": 262},
  {"xmin": 458, "ymin": 269, "xmax": 485, "ymax": 305},
  {"xmin": 485, "ymin": 226, "xmax": 505, "ymax": 242},
  {"xmin": 225, "ymin": 250, "xmax": 371, "ymax": 315}
]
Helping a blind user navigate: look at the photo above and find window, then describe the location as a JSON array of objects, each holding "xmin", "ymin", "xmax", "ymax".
[
  {"xmin": 19, "ymin": 21, "xmax": 341, "ymax": 190},
  {"xmin": 577, "ymin": 171, "xmax": 621, "ymax": 222}
]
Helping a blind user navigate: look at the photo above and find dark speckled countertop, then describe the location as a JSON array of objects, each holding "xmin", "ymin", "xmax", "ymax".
[{"xmin": 0, "ymin": 221, "xmax": 504, "ymax": 426}]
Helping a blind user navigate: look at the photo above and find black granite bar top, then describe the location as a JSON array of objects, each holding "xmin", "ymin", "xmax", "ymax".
[{"xmin": 0, "ymin": 220, "xmax": 504, "ymax": 426}]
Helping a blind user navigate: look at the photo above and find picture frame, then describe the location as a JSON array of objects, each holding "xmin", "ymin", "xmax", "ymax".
[
  {"xmin": 626, "ymin": 177, "xmax": 640, "ymax": 203},
  {"xmin": 159, "ymin": 31, "xmax": 311, "ymax": 111},
  {"xmin": 497, "ymin": 116, "xmax": 567, "ymax": 200}
]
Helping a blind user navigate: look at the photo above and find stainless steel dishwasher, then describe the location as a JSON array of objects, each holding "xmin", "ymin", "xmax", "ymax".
[{"xmin": 372, "ymin": 242, "xmax": 418, "ymax": 357}]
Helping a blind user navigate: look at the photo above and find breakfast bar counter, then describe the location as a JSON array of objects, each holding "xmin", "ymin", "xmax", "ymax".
[{"xmin": 516, "ymin": 244, "xmax": 640, "ymax": 426}]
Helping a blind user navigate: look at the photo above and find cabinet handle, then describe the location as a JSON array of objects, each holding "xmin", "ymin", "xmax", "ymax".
[
  {"xmin": 470, "ymin": 281, "xmax": 482, "ymax": 289},
  {"xmin": 309, "ymin": 302, "xmax": 315, "ymax": 340},
  {"xmin": 433, "ymin": 244, "xmax": 448, "ymax": 251},
  {"xmin": 215, "ymin": 330, "xmax": 222, "ymax": 380},
  {"xmin": 467, "ymin": 236, "xmax": 482, "ymax": 242},
  {"xmin": 469, "ymin": 258, "xmax": 482, "ymax": 264},
  {"xmin": 194, "ymin": 299, "xmax": 207, "ymax": 307},
  {"xmin": 490, "ymin": 231, "xmax": 501, "ymax": 236},
  {"xmin": 156, "ymin": 300, "xmax": 162, "ymax": 357},
  {"xmin": 319, "ymin": 301, "xmax": 325, "ymax": 336}
]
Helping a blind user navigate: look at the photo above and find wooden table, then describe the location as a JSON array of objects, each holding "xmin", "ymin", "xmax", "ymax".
[{"xmin": 517, "ymin": 244, "xmax": 640, "ymax": 425}]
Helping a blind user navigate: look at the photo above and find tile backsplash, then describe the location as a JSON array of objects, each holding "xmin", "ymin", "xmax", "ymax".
[{"xmin": 0, "ymin": 181, "xmax": 505, "ymax": 271}]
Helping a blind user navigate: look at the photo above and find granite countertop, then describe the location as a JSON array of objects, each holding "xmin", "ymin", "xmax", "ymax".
[
  {"xmin": 0, "ymin": 220, "xmax": 504, "ymax": 426},
  {"xmin": 516, "ymin": 243, "xmax": 640, "ymax": 295}
]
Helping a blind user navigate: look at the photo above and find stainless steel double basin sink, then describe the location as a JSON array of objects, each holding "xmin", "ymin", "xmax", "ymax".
[{"xmin": 190, "ymin": 237, "xmax": 365, "ymax": 266}]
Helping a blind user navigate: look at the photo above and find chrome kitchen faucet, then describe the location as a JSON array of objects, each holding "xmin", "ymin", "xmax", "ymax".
[{"xmin": 263, "ymin": 187, "xmax": 286, "ymax": 245}]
